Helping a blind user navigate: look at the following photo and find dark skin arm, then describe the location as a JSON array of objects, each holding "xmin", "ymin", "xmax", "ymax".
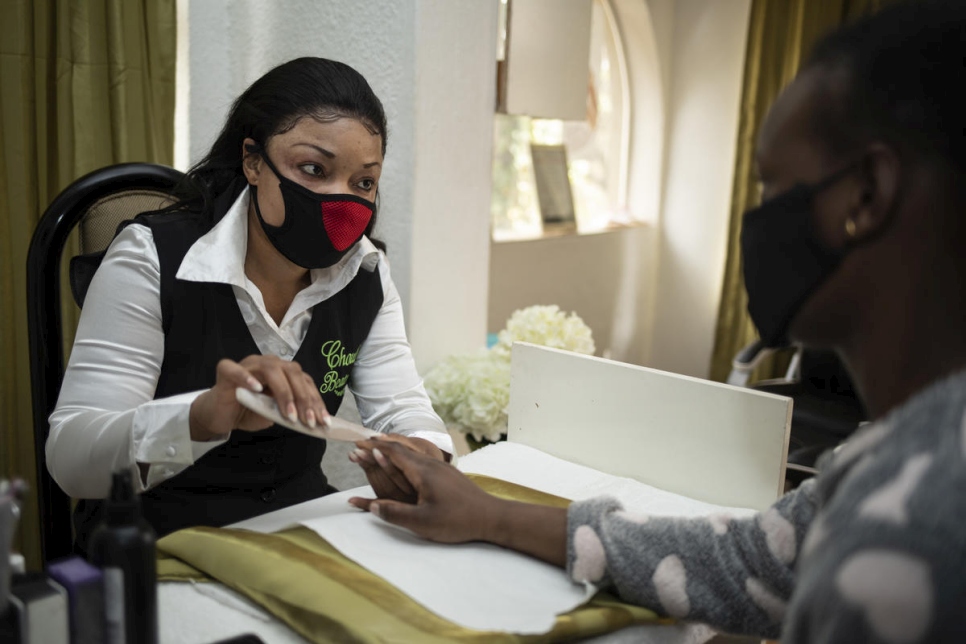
[{"xmin": 348, "ymin": 440, "xmax": 568, "ymax": 568}]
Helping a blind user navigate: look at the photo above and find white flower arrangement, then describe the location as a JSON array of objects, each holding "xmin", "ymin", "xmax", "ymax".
[
  {"xmin": 493, "ymin": 305, "xmax": 596, "ymax": 358},
  {"xmin": 424, "ymin": 350, "xmax": 512, "ymax": 443},
  {"xmin": 424, "ymin": 305, "xmax": 595, "ymax": 443}
]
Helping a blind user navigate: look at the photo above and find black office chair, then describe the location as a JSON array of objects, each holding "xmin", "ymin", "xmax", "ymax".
[
  {"xmin": 26, "ymin": 163, "xmax": 184, "ymax": 563},
  {"xmin": 728, "ymin": 340, "xmax": 867, "ymax": 486}
]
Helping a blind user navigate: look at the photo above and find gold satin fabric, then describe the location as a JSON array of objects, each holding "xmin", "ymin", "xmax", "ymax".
[
  {"xmin": 709, "ymin": 0, "xmax": 903, "ymax": 383},
  {"xmin": 157, "ymin": 475, "xmax": 663, "ymax": 643},
  {"xmin": 0, "ymin": 0, "xmax": 176, "ymax": 568}
]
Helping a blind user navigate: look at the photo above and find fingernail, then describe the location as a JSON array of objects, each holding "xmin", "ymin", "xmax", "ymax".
[
  {"xmin": 352, "ymin": 448, "xmax": 367, "ymax": 459},
  {"xmin": 306, "ymin": 410, "xmax": 316, "ymax": 428},
  {"xmin": 370, "ymin": 503, "xmax": 381, "ymax": 518},
  {"xmin": 287, "ymin": 403, "xmax": 298, "ymax": 423},
  {"xmin": 348, "ymin": 451, "xmax": 358, "ymax": 463},
  {"xmin": 373, "ymin": 448, "xmax": 386, "ymax": 465},
  {"xmin": 247, "ymin": 378, "xmax": 263, "ymax": 392}
]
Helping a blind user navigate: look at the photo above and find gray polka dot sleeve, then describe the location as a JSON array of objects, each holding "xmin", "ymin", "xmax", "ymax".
[
  {"xmin": 565, "ymin": 368, "xmax": 966, "ymax": 642},
  {"xmin": 567, "ymin": 480, "xmax": 817, "ymax": 638}
]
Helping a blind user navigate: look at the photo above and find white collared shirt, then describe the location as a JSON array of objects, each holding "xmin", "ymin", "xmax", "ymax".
[{"xmin": 47, "ymin": 187, "xmax": 451, "ymax": 498}]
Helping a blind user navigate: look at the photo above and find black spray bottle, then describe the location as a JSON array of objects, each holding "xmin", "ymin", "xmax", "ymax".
[{"xmin": 89, "ymin": 470, "xmax": 158, "ymax": 644}]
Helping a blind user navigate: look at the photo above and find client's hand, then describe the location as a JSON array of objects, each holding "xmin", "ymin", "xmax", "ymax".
[
  {"xmin": 350, "ymin": 442, "xmax": 569, "ymax": 566},
  {"xmin": 348, "ymin": 441, "xmax": 499, "ymax": 543},
  {"xmin": 349, "ymin": 435, "xmax": 448, "ymax": 503},
  {"xmin": 189, "ymin": 355, "xmax": 330, "ymax": 441}
]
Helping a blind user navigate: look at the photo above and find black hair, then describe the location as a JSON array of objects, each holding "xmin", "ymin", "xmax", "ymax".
[
  {"xmin": 804, "ymin": 1, "xmax": 966, "ymax": 180},
  {"xmin": 171, "ymin": 57, "xmax": 388, "ymax": 246}
]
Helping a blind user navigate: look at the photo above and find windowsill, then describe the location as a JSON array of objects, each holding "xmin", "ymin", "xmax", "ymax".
[{"xmin": 491, "ymin": 219, "xmax": 653, "ymax": 244}]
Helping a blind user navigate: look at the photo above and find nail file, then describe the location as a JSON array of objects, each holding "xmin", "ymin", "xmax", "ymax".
[{"xmin": 235, "ymin": 388, "xmax": 376, "ymax": 442}]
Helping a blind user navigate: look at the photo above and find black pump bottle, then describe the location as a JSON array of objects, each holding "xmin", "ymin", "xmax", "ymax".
[{"xmin": 88, "ymin": 469, "xmax": 158, "ymax": 644}]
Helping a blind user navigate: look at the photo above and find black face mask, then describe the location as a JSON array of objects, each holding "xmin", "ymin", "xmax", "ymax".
[
  {"xmin": 740, "ymin": 166, "xmax": 855, "ymax": 347},
  {"xmin": 247, "ymin": 144, "xmax": 375, "ymax": 269}
]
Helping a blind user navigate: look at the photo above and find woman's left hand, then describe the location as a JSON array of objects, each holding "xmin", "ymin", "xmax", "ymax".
[{"xmin": 349, "ymin": 434, "xmax": 447, "ymax": 503}]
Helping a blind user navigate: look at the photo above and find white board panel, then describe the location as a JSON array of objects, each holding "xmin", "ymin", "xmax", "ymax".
[{"xmin": 507, "ymin": 343, "xmax": 792, "ymax": 511}]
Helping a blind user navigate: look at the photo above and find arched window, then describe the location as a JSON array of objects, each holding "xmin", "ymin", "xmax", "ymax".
[{"xmin": 491, "ymin": 0, "xmax": 634, "ymax": 240}]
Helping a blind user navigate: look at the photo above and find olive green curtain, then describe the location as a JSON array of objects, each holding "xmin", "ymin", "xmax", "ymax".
[
  {"xmin": 709, "ymin": 0, "xmax": 902, "ymax": 383},
  {"xmin": 0, "ymin": 0, "xmax": 176, "ymax": 569}
]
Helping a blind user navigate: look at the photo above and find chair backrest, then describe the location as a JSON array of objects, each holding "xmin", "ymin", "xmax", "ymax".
[
  {"xmin": 26, "ymin": 163, "xmax": 184, "ymax": 563},
  {"xmin": 506, "ymin": 343, "xmax": 792, "ymax": 512}
]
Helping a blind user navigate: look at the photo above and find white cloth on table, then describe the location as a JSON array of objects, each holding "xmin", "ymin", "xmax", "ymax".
[
  {"xmin": 160, "ymin": 583, "xmax": 309, "ymax": 644},
  {"xmin": 211, "ymin": 442, "xmax": 751, "ymax": 639},
  {"xmin": 459, "ymin": 442, "xmax": 757, "ymax": 519}
]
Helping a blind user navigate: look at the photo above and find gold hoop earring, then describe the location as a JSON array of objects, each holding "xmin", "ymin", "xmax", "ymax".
[{"xmin": 844, "ymin": 218, "xmax": 857, "ymax": 238}]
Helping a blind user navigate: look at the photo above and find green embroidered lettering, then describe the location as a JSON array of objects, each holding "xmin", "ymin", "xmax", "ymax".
[
  {"xmin": 318, "ymin": 370, "xmax": 350, "ymax": 396},
  {"xmin": 320, "ymin": 339, "xmax": 358, "ymax": 369},
  {"xmin": 317, "ymin": 338, "xmax": 358, "ymax": 397}
]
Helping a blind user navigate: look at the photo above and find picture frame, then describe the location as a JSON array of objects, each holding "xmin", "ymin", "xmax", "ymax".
[{"xmin": 530, "ymin": 144, "xmax": 577, "ymax": 231}]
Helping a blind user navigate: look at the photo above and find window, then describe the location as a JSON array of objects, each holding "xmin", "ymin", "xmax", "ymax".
[{"xmin": 491, "ymin": 0, "xmax": 634, "ymax": 241}]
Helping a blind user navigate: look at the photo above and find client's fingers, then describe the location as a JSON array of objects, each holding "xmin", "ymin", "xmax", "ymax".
[
  {"xmin": 367, "ymin": 440, "xmax": 435, "ymax": 488},
  {"xmin": 371, "ymin": 433, "xmax": 445, "ymax": 461},
  {"xmin": 367, "ymin": 500, "xmax": 423, "ymax": 533},
  {"xmin": 372, "ymin": 448, "xmax": 415, "ymax": 497},
  {"xmin": 349, "ymin": 449, "xmax": 414, "ymax": 502},
  {"xmin": 348, "ymin": 447, "xmax": 493, "ymax": 544},
  {"xmin": 348, "ymin": 447, "xmax": 376, "ymax": 466},
  {"xmin": 350, "ymin": 495, "xmax": 432, "ymax": 540}
]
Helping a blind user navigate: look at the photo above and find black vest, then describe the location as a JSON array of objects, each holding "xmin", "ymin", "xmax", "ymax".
[{"xmin": 74, "ymin": 210, "xmax": 384, "ymax": 551}]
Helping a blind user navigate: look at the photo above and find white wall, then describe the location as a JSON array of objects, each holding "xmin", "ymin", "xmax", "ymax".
[
  {"xmin": 408, "ymin": 1, "xmax": 497, "ymax": 370},
  {"xmin": 647, "ymin": 0, "xmax": 751, "ymax": 378},
  {"xmin": 488, "ymin": 227, "xmax": 658, "ymax": 364},
  {"xmin": 178, "ymin": 0, "xmax": 496, "ymax": 372},
  {"xmin": 645, "ymin": 0, "xmax": 676, "ymax": 103},
  {"xmin": 613, "ymin": 0, "xmax": 666, "ymax": 225}
]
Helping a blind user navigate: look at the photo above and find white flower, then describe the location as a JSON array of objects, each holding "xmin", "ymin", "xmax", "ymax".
[
  {"xmin": 425, "ymin": 305, "xmax": 594, "ymax": 443},
  {"xmin": 494, "ymin": 305, "xmax": 595, "ymax": 357},
  {"xmin": 424, "ymin": 350, "xmax": 510, "ymax": 442}
]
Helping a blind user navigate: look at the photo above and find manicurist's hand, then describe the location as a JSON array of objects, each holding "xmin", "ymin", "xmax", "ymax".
[
  {"xmin": 189, "ymin": 355, "xmax": 329, "ymax": 441},
  {"xmin": 349, "ymin": 434, "xmax": 447, "ymax": 503},
  {"xmin": 349, "ymin": 441, "xmax": 569, "ymax": 566}
]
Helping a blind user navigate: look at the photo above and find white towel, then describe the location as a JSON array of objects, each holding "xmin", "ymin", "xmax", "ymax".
[{"xmin": 459, "ymin": 442, "xmax": 757, "ymax": 518}]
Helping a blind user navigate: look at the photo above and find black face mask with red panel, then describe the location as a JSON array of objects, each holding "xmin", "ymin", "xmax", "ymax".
[{"xmin": 246, "ymin": 143, "xmax": 375, "ymax": 269}]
